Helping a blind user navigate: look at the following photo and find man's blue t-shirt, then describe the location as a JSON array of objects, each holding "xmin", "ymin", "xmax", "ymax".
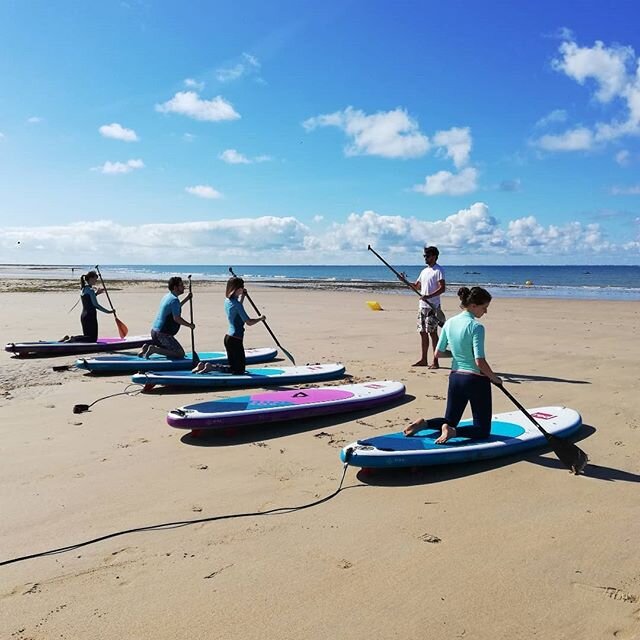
[
  {"xmin": 152, "ymin": 292, "xmax": 181, "ymax": 335},
  {"xmin": 225, "ymin": 297, "xmax": 250, "ymax": 338}
]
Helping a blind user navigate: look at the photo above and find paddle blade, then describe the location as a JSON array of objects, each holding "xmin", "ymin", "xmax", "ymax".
[
  {"xmin": 278, "ymin": 345, "xmax": 295, "ymax": 365},
  {"xmin": 547, "ymin": 434, "xmax": 589, "ymax": 474},
  {"xmin": 115, "ymin": 316, "xmax": 128, "ymax": 338}
]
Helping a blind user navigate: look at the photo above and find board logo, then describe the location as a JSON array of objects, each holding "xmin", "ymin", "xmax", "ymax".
[{"xmin": 530, "ymin": 412, "xmax": 556, "ymax": 420}]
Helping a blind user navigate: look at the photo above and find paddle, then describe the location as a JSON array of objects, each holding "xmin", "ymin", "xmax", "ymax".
[
  {"xmin": 228, "ymin": 267, "xmax": 296, "ymax": 365},
  {"xmin": 187, "ymin": 275, "xmax": 199, "ymax": 365},
  {"xmin": 495, "ymin": 383, "xmax": 588, "ymax": 474},
  {"xmin": 367, "ymin": 244, "xmax": 445, "ymax": 327},
  {"xmin": 95, "ymin": 266, "xmax": 128, "ymax": 338}
]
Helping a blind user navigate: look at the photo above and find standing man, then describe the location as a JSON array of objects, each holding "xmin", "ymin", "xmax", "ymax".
[
  {"xmin": 413, "ymin": 245, "xmax": 446, "ymax": 369},
  {"xmin": 139, "ymin": 276, "xmax": 194, "ymax": 359}
]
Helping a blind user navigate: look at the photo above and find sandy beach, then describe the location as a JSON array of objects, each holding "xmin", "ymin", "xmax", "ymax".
[{"xmin": 1, "ymin": 283, "xmax": 639, "ymax": 640}]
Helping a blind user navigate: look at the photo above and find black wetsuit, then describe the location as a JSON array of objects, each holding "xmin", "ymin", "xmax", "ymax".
[{"xmin": 67, "ymin": 287, "xmax": 107, "ymax": 343}]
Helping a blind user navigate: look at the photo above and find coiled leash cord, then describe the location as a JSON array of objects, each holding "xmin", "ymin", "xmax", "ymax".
[
  {"xmin": 73, "ymin": 383, "xmax": 144, "ymax": 413},
  {"xmin": 0, "ymin": 450, "xmax": 354, "ymax": 567}
]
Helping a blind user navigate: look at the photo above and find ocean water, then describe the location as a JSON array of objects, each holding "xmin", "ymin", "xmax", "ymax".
[{"xmin": 4, "ymin": 263, "xmax": 639, "ymax": 301}]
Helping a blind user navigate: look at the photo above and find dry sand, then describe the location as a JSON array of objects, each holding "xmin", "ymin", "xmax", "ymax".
[{"xmin": 1, "ymin": 283, "xmax": 639, "ymax": 640}]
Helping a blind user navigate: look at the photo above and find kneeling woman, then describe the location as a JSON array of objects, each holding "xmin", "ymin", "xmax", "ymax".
[
  {"xmin": 404, "ymin": 286, "xmax": 502, "ymax": 444},
  {"xmin": 61, "ymin": 270, "xmax": 114, "ymax": 343},
  {"xmin": 194, "ymin": 276, "xmax": 264, "ymax": 374}
]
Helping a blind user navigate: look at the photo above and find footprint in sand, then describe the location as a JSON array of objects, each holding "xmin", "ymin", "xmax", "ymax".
[{"xmin": 420, "ymin": 533, "xmax": 442, "ymax": 544}]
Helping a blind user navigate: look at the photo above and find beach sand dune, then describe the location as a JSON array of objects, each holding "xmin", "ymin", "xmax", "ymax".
[{"xmin": 1, "ymin": 285, "xmax": 639, "ymax": 639}]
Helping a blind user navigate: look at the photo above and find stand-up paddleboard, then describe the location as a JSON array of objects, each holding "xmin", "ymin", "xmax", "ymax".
[
  {"xmin": 134, "ymin": 363, "xmax": 346, "ymax": 389},
  {"xmin": 167, "ymin": 381, "xmax": 405, "ymax": 433},
  {"xmin": 340, "ymin": 406, "xmax": 582, "ymax": 468},
  {"xmin": 5, "ymin": 336, "xmax": 152, "ymax": 358},
  {"xmin": 76, "ymin": 347, "xmax": 278, "ymax": 373}
]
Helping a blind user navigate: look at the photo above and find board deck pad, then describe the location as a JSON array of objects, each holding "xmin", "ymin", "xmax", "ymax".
[
  {"xmin": 76, "ymin": 347, "xmax": 277, "ymax": 372},
  {"xmin": 340, "ymin": 406, "xmax": 582, "ymax": 468},
  {"xmin": 134, "ymin": 363, "xmax": 346, "ymax": 389},
  {"xmin": 167, "ymin": 381, "xmax": 405, "ymax": 430}
]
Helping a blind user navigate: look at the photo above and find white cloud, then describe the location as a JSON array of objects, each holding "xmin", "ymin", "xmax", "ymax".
[
  {"xmin": 99, "ymin": 122, "xmax": 139, "ymax": 142},
  {"xmin": 413, "ymin": 167, "xmax": 478, "ymax": 196},
  {"xmin": 155, "ymin": 91, "xmax": 240, "ymax": 122},
  {"xmin": 552, "ymin": 39, "xmax": 633, "ymax": 103},
  {"xmin": 3, "ymin": 204, "xmax": 632, "ymax": 263},
  {"xmin": 433, "ymin": 127, "xmax": 472, "ymax": 168},
  {"xmin": 184, "ymin": 78, "xmax": 205, "ymax": 91},
  {"xmin": 610, "ymin": 184, "xmax": 640, "ymax": 195},
  {"xmin": 185, "ymin": 185, "xmax": 222, "ymax": 199},
  {"xmin": 535, "ymin": 127, "xmax": 594, "ymax": 151},
  {"xmin": 538, "ymin": 37, "xmax": 640, "ymax": 150},
  {"xmin": 615, "ymin": 149, "xmax": 631, "ymax": 166},
  {"xmin": 535, "ymin": 109, "xmax": 568, "ymax": 128},
  {"xmin": 27, "ymin": 116, "xmax": 43, "ymax": 124},
  {"xmin": 93, "ymin": 159, "xmax": 144, "ymax": 174},
  {"xmin": 219, "ymin": 149, "xmax": 250, "ymax": 164},
  {"xmin": 216, "ymin": 53, "xmax": 261, "ymax": 83},
  {"xmin": 313, "ymin": 215, "xmax": 324, "ymax": 223},
  {"xmin": 219, "ymin": 148, "xmax": 272, "ymax": 164},
  {"xmin": 303, "ymin": 106, "xmax": 430, "ymax": 159}
]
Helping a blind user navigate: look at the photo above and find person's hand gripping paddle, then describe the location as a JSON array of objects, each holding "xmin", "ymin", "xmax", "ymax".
[
  {"xmin": 95, "ymin": 265, "xmax": 128, "ymax": 338},
  {"xmin": 228, "ymin": 267, "xmax": 296, "ymax": 365}
]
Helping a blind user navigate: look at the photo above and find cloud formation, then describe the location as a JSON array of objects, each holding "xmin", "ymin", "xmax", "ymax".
[
  {"xmin": 3, "ymin": 204, "xmax": 627, "ymax": 263},
  {"xmin": 219, "ymin": 149, "xmax": 272, "ymax": 164},
  {"xmin": 216, "ymin": 53, "xmax": 261, "ymax": 83},
  {"xmin": 534, "ymin": 36, "xmax": 640, "ymax": 150},
  {"xmin": 303, "ymin": 106, "xmax": 430, "ymax": 159},
  {"xmin": 185, "ymin": 185, "xmax": 223, "ymax": 199},
  {"xmin": 99, "ymin": 123, "xmax": 139, "ymax": 142},
  {"xmin": 155, "ymin": 91, "xmax": 240, "ymax": 122},
  {"xmin": 93, "ymin": 159, "xmax": 144, "ymax": 174},
  {"xmin": 433, "ymin": 127, "xmax": 472, "ymax": 168},
  {"xmin": 413, "ymin": 167, "xmax": 479, "ymax": 196},
  {"xmin": 184, "ymin": 78, "xmax": 205, "ymax": 91}
]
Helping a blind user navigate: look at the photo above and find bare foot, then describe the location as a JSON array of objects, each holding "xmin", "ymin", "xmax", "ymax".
[
  {"xmin": 404, "ymin": 418, "xmax": 426, "ymax": 436},
  {"xmin": 412, "ymin": 360, "xmax": 428, "ymax": 367},
  {"xmin": 137, "ymin": 343, "xmax": 150, "ymax": 358},
  {"xmin": 435, "ymin": 424, "xmax": 456, "ymax": 444},
  {"xmin": 428, "ymin": 362, "xmax": 439, "ymax": 370}
]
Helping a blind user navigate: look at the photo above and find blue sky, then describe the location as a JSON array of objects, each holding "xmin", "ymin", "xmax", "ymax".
[{"xmin": 1, "ymin": 0, "xmax": 639, "ymax": 265}]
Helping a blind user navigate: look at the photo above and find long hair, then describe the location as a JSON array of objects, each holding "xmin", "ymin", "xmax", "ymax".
[
  {"xmin": 81, "ymin": 270, "xmax": 98, "ymax": 289},
  {"xmin": 457, "ymin": 286, "xmax": 492, "ymax": 308},
  {"xmin": 226, "ymin": 276, "xmax": 244, "ymax": 299}
]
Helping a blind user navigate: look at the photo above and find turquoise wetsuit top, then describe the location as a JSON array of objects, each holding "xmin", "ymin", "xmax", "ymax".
[
  {"xmin": 152, "ymin": 292, "xmax": 181, "ymax": 335},
  {"xmin": 436, "ymin": 310, "xmax": 486, "ymax": 374},
  {"xmin": 225, "ymin": 297, "xmax": 250, "ymax": 338}
]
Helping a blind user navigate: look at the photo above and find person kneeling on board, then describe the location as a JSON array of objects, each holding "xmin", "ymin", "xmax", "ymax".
[
  {"xmin": 60, "ymin": 270, "xmax": 114, "ymax": 343},
  {"xmin": 140, "ymin": 276, "xmax": 194, "ymax": 359},
  {"xmin": 193, "ymin": 276, "xmax": 265, "ymax": 375},
  {"xmin": 404, "ymin": 286, "xmax": 502, "ymax": 444}
]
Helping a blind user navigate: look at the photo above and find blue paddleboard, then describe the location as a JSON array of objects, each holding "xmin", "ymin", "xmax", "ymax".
[
  {"xmin": 340, "ymin": 406, "xmax": 582, "ymax": 468},
  {"xmin": 133, "ymin": 363, "xmax": 346, "ymax": 389},
  {"xmin": 75, "ymin": 347, "xmax": 277, "ymax": 373}
]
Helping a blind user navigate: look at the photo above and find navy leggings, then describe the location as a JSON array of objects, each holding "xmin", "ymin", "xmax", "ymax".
[
  {"xmin": 441, "ymin": 371, "xmax": 492, "ymax": 439},
  {"xmin": 224, "ymin": 334, "xmax": 246, "ymax": 375}
]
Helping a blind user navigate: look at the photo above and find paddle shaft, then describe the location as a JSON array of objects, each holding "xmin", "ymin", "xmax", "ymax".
[
  {"xmin": 95, "ymin": 265, "xmax": 117, "ymax": 313},
  {"xmin": 367, "ymin": 245, "xmax": 443, "ymax": 323},
  {"xmin": 495, "ymin": 383, "xmax": 551, "ymax": 438},
  {"xmin": 228, "ymin": 267, "xmax": 295, "ymax": 364},
  {"xmin": 187, "ymin": 275, "xmax": 199, "ymax": 363}
]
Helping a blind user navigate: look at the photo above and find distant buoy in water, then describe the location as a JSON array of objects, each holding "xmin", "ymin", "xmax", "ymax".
[
  {"xmin": 366, "ymin": 301, "xmax": 383, "ymax": 311},
  {"xmin": 525, "ymin": 280, "xmax": 533, "ymax": 286}
]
